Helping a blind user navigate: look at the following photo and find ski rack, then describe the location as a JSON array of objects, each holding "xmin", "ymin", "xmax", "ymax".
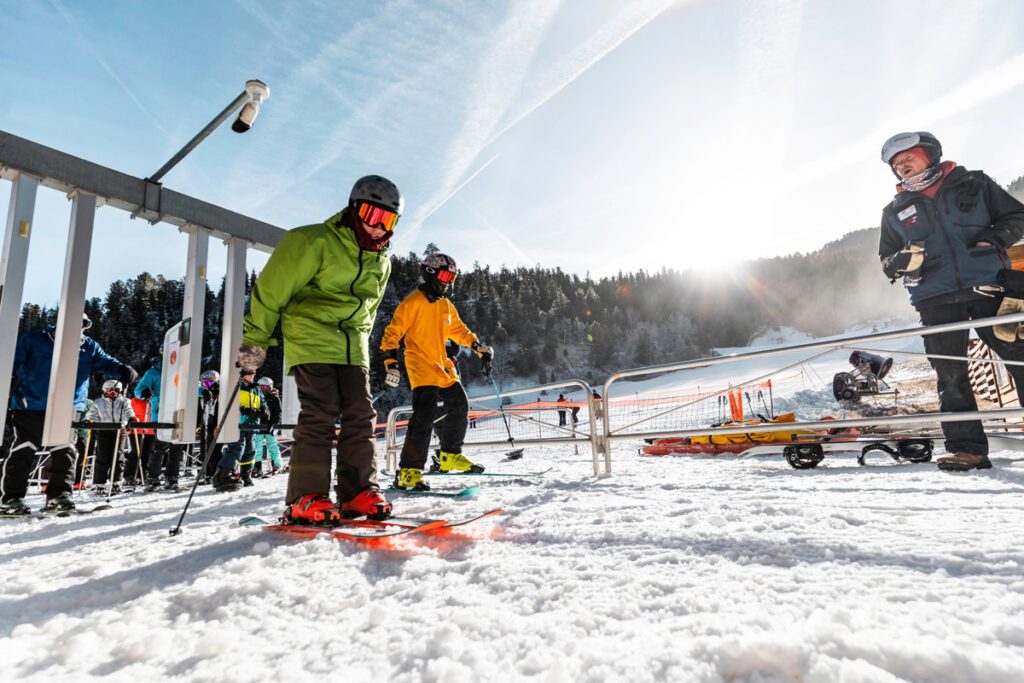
[
  {"xmin": 383, "ymin": 379, "xmax": 603, "ymax": 475},
  {"xmin": 601, "ymin": 312, "xmax": 1024, "ymax": 472}
]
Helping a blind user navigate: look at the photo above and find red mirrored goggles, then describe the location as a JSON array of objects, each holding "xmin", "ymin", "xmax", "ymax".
[
  {"xmin": 435, "ymin": 268, "xmax": 457, "ymax": 284},
  {"xmin": 356, "ymin": 202, "xmax": 399, "ymax": 232}
]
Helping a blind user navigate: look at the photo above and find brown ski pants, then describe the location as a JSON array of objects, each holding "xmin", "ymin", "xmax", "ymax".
[{"xmin": 285, "ymin": 364, "xmax": 378, "ymax": 504}]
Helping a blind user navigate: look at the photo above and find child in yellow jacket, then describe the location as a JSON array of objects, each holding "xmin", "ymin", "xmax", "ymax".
[{"xmin": 380, "ymin": 253, "xmax": 493, "ymax": 490}]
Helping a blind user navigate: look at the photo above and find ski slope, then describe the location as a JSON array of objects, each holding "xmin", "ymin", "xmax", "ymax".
[{"xmin": 3, "ymin": 435, "xmax": 1024, "ymax": 682}]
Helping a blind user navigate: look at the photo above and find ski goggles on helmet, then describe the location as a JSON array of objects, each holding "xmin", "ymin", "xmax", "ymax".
[
  {"xmin": 434, "ymin": 268, "xmax": 457, "ymax": 284},
  {"xmin": 201, "ymin": 378, "xmax": 218, "ymax": 389},
  {"xmin": 356, "ymin": 202, "xmax": 399, "ymax": 232}
]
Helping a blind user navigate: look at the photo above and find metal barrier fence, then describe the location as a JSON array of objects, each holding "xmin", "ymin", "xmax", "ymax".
[
  {"xmin": 384, "ymin": 379, "xmax": 603, "ymax": 474},
  {"xmin": 599, "ymin": 312, "xmax": 1024, "ymax": 471}
]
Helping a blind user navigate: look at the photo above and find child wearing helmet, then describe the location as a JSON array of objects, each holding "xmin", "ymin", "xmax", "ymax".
[
  {"xmin": 85, "ymin": 379, "xmax": 135, "ymax": 493},
  {"xmin": 380, "ymin": 252, "xmax": 494, "ymax": 491},
  {"xmin": 252, "ymin": 376, "xmax": 283, "ymax": 476}
]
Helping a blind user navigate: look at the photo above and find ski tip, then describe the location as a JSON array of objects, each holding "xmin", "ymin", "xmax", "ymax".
[
  {"xmin": 456, "ymin": 485, "xmax": 482, "ymax": 497},
  {"xmin": 239, "ymin": 515, "xmax": 271, "ymax": 526}
]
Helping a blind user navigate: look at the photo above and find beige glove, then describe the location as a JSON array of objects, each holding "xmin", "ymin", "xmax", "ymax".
[{"xmin": 994, "ymin": 296, "xmax": 1024, "ymax": 343}]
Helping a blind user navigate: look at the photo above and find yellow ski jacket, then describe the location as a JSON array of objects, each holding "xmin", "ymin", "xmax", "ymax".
[{"xmin": 380, "ymin": 288, "xmax": 478, "ymax": 389}]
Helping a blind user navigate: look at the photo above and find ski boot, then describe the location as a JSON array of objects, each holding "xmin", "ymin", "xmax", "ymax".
[
  {"xmin": 437, "ymin": 451, "xmax": 485, "ymax": 474},
  {"xmin": 43, "ymin": 492, "xmax": 76, "ymax": 513},
  {"xmin": 0, "ymin": 498, "xmax": 31, "ymax": 516},
  {"xmin": 239, "ymin": 465, "xmax": 255, "ymax": 487},
  {"xmin": 122, "ymin": 478, "xmax": 137, "ymax": 494},
  {"xmin": 144, "ymin": 481, "xmax": 161, "ymax": 493},
  {"xmin": 340, "ymin": 486, "xmax": 392, "ymax": 520},
  {"xmin": 162, "ymin": 480, "xmax": 180, "ymax": 493},
  {"xmin": 394, "ymin": 467, "xmax": 430, "ymax": 491},
  {"xmin": 282, "ymin": 494, "xmax": 341, "ymax": 526},
  {"xmin": 213, "ymin": 468, "xmax": 242, "ymax": 493},
  {"xmin": 252, "ymin": 462, "xmax": 264, "ymax": 479}
]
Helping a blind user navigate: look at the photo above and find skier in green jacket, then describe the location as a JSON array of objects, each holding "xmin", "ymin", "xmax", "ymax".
[{"xmin": 237, "ymin": 175, "xmax": 401, "ymax": 523}]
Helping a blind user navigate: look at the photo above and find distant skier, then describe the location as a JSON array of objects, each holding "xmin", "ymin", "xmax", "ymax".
[
  {"xmin": 556, "ymin": 393, "xmax": 568, "ymax": 427},
  {"xmin": 214, "ymin": 369, "xmax": 269, "ymax": 491},
  {"xmin": 85, "ymin": 379, "xmax": 135, "ymax": 493},
  {"xmin": 136, "ymin": 354, "xmax": 185, "ymax": 492},
  {"xmin": 380, "ymin": 252, "xmax": 493, "ymax": 491},
  {"xmin": 253, "ymin": 377, "xmax": 283, "ymax": 476},
  {"xmin": 879, "ymin": 131, "xmax": 1024, "ymax": 471},
  {"xmin": 237, "ymin": 175, "xmax": 401, "ymax": 523},
  {"xmin": 1, "ymin": 314, "xmax": 135, "ymax": 515},
  {"xmin": 197, "ymin": 370, "xmax": 222, "ymax": 484}
]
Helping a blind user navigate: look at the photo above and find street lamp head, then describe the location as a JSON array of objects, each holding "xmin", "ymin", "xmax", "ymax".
[{"xmin": 232, "ymin": 80, "xmax": 270, "ymax": 133}]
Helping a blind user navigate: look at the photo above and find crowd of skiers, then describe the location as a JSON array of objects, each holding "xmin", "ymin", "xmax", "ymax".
[{"xmin": 4, "ymin": 131, "xmax": 1022, "ymax": 519}]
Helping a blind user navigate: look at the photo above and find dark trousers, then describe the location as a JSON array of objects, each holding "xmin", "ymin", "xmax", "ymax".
[
  {"xmin": 92, "ymin": 431, "xmax": 124, "ymax": 485},
  {"xmin": 399, "ymin": 382, "xmax": 469, "ymax": 471},
  {"xmin": 123, "ymin": 432, "xmax": 152, "ymax": 483},
  {"xmin": 918, "ymin": 295, "xmax": 1024, "ymax": 455},
  {"xmin": 285, "ymin": 364, "xmax": 377, "ymax": 505},
  {"xmin": 199, "ymin": 418, "xmax": 223, "ymax": 478},
  {"xmin": 0, "ymin": 410, "xmax": 76, "ymax": 502},
  {"xmin": 558, "ymin": 409, "xmax": 567, "ymax": 427},
  {"xmin": 219, "ymin": 431, "xmax": 255, "ymax": 469},
  {"xmin": 147, "ymin": 439, "xmax": 183, "ymax": 484}
]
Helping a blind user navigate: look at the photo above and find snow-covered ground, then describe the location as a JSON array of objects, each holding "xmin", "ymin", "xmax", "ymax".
[{"xmin": 3, "ymin": 438, "xmax": 1024, "ymax": 682}]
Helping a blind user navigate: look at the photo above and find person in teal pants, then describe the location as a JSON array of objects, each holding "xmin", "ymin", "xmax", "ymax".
[{"xmin": 253, "ymin": 377, "xmax": 283, "ymax": 475}]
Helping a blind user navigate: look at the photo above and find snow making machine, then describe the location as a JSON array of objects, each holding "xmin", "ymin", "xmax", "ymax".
[{"xmin": 832, "ymin": 351, "xmax": 896, "ymax": 403}]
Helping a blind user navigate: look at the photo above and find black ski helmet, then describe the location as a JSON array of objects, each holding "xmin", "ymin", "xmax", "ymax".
[
  {"xmin": 881, "ymin": 131, "xmax": 942, "ymax": 175},
  {"xmin": 422, "ymin": 252, "xmax": 458, "ymax": 298},
  {"xmin": 349, "ymin": 175, "xmax": 403, "ymax": 216}
]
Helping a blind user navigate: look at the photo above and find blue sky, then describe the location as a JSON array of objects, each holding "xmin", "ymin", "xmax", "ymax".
[{"xmin": 3, "ymin": 0, "xmax": 1024, "ymax": 306}]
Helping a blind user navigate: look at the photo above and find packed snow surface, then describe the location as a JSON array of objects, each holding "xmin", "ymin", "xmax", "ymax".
[{"xmin": 3, "ymin": 442, "xmax": 1024, "ymax": 682}]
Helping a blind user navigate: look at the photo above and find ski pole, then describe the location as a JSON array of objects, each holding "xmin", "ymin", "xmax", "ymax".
[
  {"xmin": 170, "ymin": 377, "xmax": 244, "ymax": 537},
  {"xmin": 483, "ymin": 362, "xmax": 517, "ymax": 452}
]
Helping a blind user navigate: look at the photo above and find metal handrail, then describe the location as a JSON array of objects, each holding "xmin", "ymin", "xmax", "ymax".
[
  {"xmin": 384, "ymin": 378, "xmax": 603, "ymax": 474},
  {"xmin": 602, "ymin": 312, "xmax": 1024, "ymax": 470}
]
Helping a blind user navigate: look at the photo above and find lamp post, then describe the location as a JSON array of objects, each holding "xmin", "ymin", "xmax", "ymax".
[{"xmin": 148, "ymin": 79, "xmax": 269, "ymax": 183}]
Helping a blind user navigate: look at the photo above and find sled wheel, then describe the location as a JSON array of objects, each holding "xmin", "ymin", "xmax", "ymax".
[
  {"xmin": 896, "ymin": 439, "xmax": 933, "ymax": 463},
  {"xmin": 784, "ymin": 444, "xmax": 824, "ymax": 469}
]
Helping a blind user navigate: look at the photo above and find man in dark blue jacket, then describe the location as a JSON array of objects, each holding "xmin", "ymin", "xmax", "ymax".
[
  {"xmin": 1, "ymin": 315, "xmax": 135, "ymax": 513},
  {"xmin": 879, "ymin": 132, "xmax": 1024, "ymax": 471}
]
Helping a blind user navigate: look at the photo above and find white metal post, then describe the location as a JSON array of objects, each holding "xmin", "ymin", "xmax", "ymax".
[
  {"xmin": 218, "ymin": 238, "xmax": 247, "ymax": 443},
  {"xmin": 0, "ymin": 173, "xmax": 38, "ymax": 438},
  {"xmin": 43, "ymin": 192, "xmax": 97, "ymax": 447},
  {"xmin": 173, "ymin": 227, "xmax": 209, "ymax": 443},
  {"xmin": 281, "ymin": 372, "xmax": 297, "ymax": 440}
]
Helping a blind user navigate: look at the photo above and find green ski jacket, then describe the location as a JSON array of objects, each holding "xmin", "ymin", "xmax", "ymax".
[{"xmin": 242, "ymin": 209, "xmax": 392, "ymax": 373}]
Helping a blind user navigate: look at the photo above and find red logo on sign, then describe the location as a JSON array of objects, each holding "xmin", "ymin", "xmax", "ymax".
[{"xmin": 169, "ymin": 350, "xmax": 177, "ymax": 365}]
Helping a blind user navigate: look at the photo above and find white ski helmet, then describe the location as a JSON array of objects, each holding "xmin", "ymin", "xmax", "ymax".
[
  {"xmin": 881, "ymin": 131, "xmax": 942, "ymax": 170},
  {"xmin": 349, "ymin": 175, "xmax": 403, "ymax": 216},
  {"xmin": 102, "ymin": 379, "xmax": 123, "ymax": 396},
  {"xmin": 257, "ymin": 377, "xmax": 274, "ymax": 389},
  {"xmin": 200, "ymin": 370, "xmax": 220, "ymax": 387}
]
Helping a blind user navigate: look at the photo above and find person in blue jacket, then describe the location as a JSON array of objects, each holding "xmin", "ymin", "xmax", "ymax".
[
  {"xmin": 134, "ymin": 354, "xmax": 187, "ymax": 492},
  {"xmin": 1, "ymin": 314, "xmax": 135, "ymax": 514}
]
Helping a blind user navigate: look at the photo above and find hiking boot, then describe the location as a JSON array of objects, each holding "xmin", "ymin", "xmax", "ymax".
[
  {"xmin": 240, "ymin": 465, "xmax": 254, "ymax": 487},
  {"xmin": 213, "ymin": 468, "xmax": 242, "ymax": 493},
  {"xmin": 937, "ymin": 452, "xmax": 992, "ymax": 472},
  {"xmin": 43, "ymin": 493, "xmax": 76, "ymax": 512},
  {"xmin": 438, "ymin": 451, "xmax": 484, "ymax": 473},
  {"xmin": 340, "ymin": 486, "xmax": 392, "ymax": 520},
  {"xmin": 0, "ymin": 498, "xmax": 31, "ymax": 515},
  {"xmin": 282, "ymin": 494, "xmax": 341, "ymax": 526},
  {"xmin": 394, "ymin": 467, "xmax": 430, "ymax": 491}
]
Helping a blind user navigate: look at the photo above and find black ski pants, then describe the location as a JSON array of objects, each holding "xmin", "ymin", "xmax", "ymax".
[
  {"xmin": 286, "ymin": 364, "xmax": 378, "ymax": 505},
  {"xmin": 399, "ymin": 382, "xmax": 469, "ymax": 471},
  {"xmin": 918, "ymin": 295, "xmax": 1024, "ymax": 456},
  {"xmin": 123, "ymin": 431, "xmax": 152, "ymax": 484},
  {"xmin": 0, "ymin": 410, "xmax": 76, "ymax": 502},
  {"xmin": 92, "ymin": 431, "xmax": 124, "ymax": 486},
  {"xmin": 147, "ymin": 439, "xmax": 184, "ymax": 484}
]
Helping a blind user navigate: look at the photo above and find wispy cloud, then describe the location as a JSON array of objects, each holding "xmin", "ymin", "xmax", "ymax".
[
  {"xmin": 778, "ymin": 51, "xmax": 1024, "ymax": 193},
  {"xmin": 48, "ymin": 0, "xmax": 170, "ymax": 138},
  {"xmin": 453, "ymin": 195, "xmax": 534, "ymax": 266}
]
